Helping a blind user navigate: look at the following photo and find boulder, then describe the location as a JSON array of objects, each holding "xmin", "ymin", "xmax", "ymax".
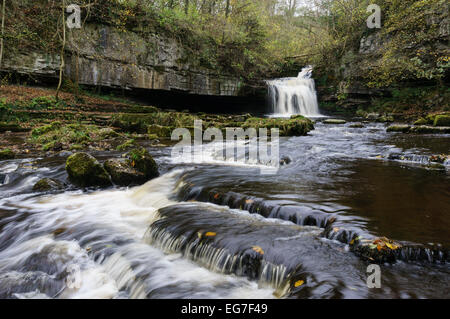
[
  {"xmin": 387, "ymin": 125, "xmax": 411, "ymax": 133},
  {"xmin": 349, "ymin": 123, "xmax": 364, "ymax": 128},
  {"xmin": 410, "ymin": 126, "xmax": 450, "ymax": 134},
  {"xmin": 126, "ymin": 148, "xmax": 159, "ymax": 180},
  {"xmin": 65, "ymin": 153, "xmax": 112, "ymax": 187},
  {"xmin": 365, "ymin": 113, "xmax": 380, "ymax": 120},
  {"xmin": 32, "ymin": 178, "xmax": 64, "ymax": 192},
  {"xmin": 104, "ymin": 159, "xmax": 147, "ymax": 186},
  {"xmin": 323, "ymin": 119, "xmax": 346, "ymax": 124}
]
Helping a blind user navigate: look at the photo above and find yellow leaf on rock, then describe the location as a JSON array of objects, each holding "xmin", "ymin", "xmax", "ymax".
[
  {"xmin": 214, "ymin": 193, "xmax": 220, "ymax": 199},
  {"xmin": 333, "ymin": 227, "xmax": 340, "ymax": 233},
  {"xmin": 245, "ymin": 199, "xmax": 254, "ymax": 205},
  {"xmin": 294, "ymin": 280, "xmax": 304, "ymax": 288},
  {"xmin": 252, "ymin": 246, "xmax": 264, "ymax": 255},
  {"xmin": 205, "ymin": 232, "xmax": 217, "ymax": 237}
]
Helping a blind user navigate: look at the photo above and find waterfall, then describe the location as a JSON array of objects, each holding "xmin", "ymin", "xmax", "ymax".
[{"xmin": 267, "ymin": 66, "xmax": 322, "ymax": 117}]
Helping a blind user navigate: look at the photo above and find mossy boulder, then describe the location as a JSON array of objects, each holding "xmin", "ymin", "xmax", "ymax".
[
  {"xmin": 323, "ymin": 119, "xmax": 346, "ymax": 125},
  {"xmin": 410, "ymin": 126, "xmax": 450, "ymax": 134},
  {"xmin": 65, "ymin": 153, "xmax": 112, "ymax": 187},
  {"xmin": 414, "ymin": 117, "xmax": 428, "ymax": 126},
  {"xmin": 434, "ymin": 115, "xmax": 450, "ymax": 127},
  {"xmin": 376, "ymin": 115, "xmax": 394, "ymax": 123},
  {"xmin": 242, "ymin": 116, "xmax": 314, "ymax": 136},
  {"xmin": 387, "ymin": 125, "xmax": 411, "ymax": 133},
  {"xmin": 349, "ymin": 123, "xmax": 364, "ymax": 128},
  {"xmin": 32, "ymin": 178, "xmax": 64, "ymax": 192},
  {"xmin": 0, "ymin": 149, "xmax": 15, "ymax": 160},
  {"xmin": 98, "ymin": 128, "xmax": 120, "ymax": 139},
  {"xmin": 104, "ymin": 159, "xmax": 147, "ymax": 186},
  {"xmin": 147, "ymin": 124, "xmax": 173, "ymax": 138},
  {"xmin": 126, "ymin": 148, "xmax": 159, "ymax": 180}
]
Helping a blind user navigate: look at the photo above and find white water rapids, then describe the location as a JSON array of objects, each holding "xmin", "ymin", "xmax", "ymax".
[{"xmin": 267, "ymin": 66, "xmax": 322, "ymax": 118}]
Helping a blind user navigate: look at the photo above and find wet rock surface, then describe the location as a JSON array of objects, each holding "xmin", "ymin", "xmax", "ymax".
[
  {"xmin": 104, "ymin": 158, "xmax": 147, "ymax": 187},
  {"xmin": 65, "ymin": 153, "xmax": 112, "ymax": 188},
  {"xmin": 32, "ymin": 178, "xmax": 64, "ymax": 192}
]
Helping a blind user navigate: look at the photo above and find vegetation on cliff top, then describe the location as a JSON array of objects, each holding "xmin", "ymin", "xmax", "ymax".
[{"xmin": 2, "ymin": 0, "xmax": 446, "ymax": 87}]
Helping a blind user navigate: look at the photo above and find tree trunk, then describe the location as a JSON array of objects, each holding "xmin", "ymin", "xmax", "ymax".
[
  {"xmin": 0, "ymin": 0, "xmax": 6, "ymax": 69},
  {"xmin": 56, "ymin": 0, "xmax": 66, "ymax": 100}
]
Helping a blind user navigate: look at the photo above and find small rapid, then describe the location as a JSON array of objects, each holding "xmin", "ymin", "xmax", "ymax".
[{"xmin": 0, "ymin": 122, "xmax": 448, "ymax": 299}]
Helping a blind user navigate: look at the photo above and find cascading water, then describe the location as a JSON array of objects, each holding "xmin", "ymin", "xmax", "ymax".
[{"xmin": 267, "ymin": 66, "xmax": 322, "ymax": 117}]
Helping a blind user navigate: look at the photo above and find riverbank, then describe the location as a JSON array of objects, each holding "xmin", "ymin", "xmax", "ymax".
[{"xmin": 0, "ymin": 85, "xmax": 314, "ymax": 158}]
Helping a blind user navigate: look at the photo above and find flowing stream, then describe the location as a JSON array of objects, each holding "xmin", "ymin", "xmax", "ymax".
[{"xmin": 0, "ymin": 122, "xmax": 449, "ymax": 299}]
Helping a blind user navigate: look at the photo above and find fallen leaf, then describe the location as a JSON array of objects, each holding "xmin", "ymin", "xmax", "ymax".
[
  {"xmin": 350, "ymin": 239, "xmax": 355, "ymax": 245},
  {"xmin": 205, "ymin": 232, "xmax": 217, "ymax": 237},
  {"xmin": 252, "ymin": 246, "xmax": 264, "ymax": 255},
  {"xmin": 214, "ymin": 193, "xmax": 220, "ymax": 199},
  {"xmin": 294, "ymin": 280, "xmax": 304, "ymax": 288},
  {"xmin": 131, "ymin": 160, "xmax": 135, "ymax": 167},
  {"xmin": 245, "ymin": 199, "xmax": 254, "ymax": 205},
  {"xmin": 333, "ymin": 227, "xmax": 340, "ymax": 233}
]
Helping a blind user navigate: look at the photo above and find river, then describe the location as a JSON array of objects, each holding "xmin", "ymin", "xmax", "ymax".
[{"xmin": 0, "ymin": 121, "xmax": 449, "ymax": 299}]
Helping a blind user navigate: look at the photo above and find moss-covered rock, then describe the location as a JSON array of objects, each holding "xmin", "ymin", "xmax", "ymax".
[
  {"xmin": 98, "ymin": 128, "xmax": 120, "ymax": 139},
  {"xmin": 414, "ymin": 117, "xmax": 428, "ymax": 126},
  {"xmin": 434, "ymin": 115, "xmax": 450, "ymax": 127},
  {"xmin": 104, "ymin": 159, "xmax": 148, "ymax": 186},
  {"xmin": 32, "ymin": 178, "xmax": 64, "ymax": 192},
  {"xmin": 242, "ymin": 116, "xmax": 314, "ymax": 136},
  {"xmin": 387, "ymin": 125, "xmax": 411, "ymax": 133},
  {"xmin": 65, "ymin": 153, "xmax": 112, "ymax": 187},
  {"xmin": 349, "ymin": 123, "xmax": 364, "ymax": 128},
  {"xmin": 410, "ymin": 126, "xmax": 450, "ymax": 134},
  {"xmin": 126, "ymin": 148, "xmax": 159, "ymax": 180},
  {"xmin": 116, "ymin": 139, "xmax": 136, "ymax": 151},
  {"xmin": 147, "ymin": 124, "xmax": 173, "ymax": 138},
  {"xmin": 376, "ymin": 115, "xmax": 394, "ymax": 123},
  {"xmin": 0, "ymin": 148, "xmax": 15, "ymax": 160},
  {"xmin": 323, "ymin": 119, "xmax": 346, "ymax": 124}
]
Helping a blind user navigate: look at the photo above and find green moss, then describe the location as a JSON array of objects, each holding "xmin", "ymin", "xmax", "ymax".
[
  {"xmin": 147, "ymin": 124, "xmax": 173, "ymax": 138},
  {"xmin": 31, "ymin": 121, "xmax": 62, "ymax": 137},
  {"xmin": 434, "ymin": 115, "xmax": 450, "ymax": 127},
  {"xmin": 242, "ymin": 116, "xmax": 314, "ymax": 136},
  {"xmin": 387, "ymin": 125, "xmax": 411, "ymax": 133},
  {"xmin": 126, "ymin": 148, "xmax": 159, "ymax": 180},
  {"xmin": 0, "ymin": 148, "xmax": 15, "ymax": 160},
  {"xmin": 32, "ymin": 178, "xmax": 63, "ymax": 192},
  {"xmin": 66, "ymin": 153, "xmax": 112, "ymax": 187},
  {"xmin": 323, "ymin": 119, "xmax": 346, "ymax": 124},
  {"xmin": 414, "ymin": 118, "xmax": 428, "ymax": 125},
  {"xmin": 116, "ymin": 139, "xmax": 136, "ymax": 151}
]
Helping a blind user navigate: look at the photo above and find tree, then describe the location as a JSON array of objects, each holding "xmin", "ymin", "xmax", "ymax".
[
  {"xmin": 0, "ymin": 0, "xmax": 5, "ymax": 69},
  {"xmin": 56, "ymin": 0, "xmax": 66, "ymax": 100}
]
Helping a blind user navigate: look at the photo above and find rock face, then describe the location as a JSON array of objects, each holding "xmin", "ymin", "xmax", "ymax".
[
  {"xmin": 104, "ymin": 159, "xmax": 147, "ymax": 187},
  {"xmin": 3, "ymin": 24, "xmax": 242, "ymax": 97},
  {"xmin": 65, "ymin": 153, "xmax": 112, "ymax": 187}
]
